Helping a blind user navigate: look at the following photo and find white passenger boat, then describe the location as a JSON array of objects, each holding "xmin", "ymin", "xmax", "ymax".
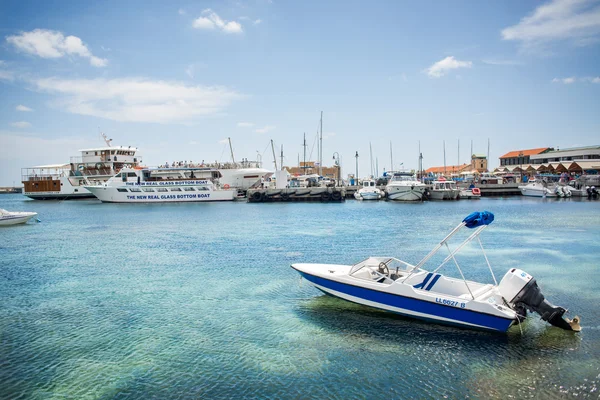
[
  {"xmin": 84, "ymin": 167, "xmax": 236, "ymax": 203},
  {"xmin": 21, "ymin": 134, "xmax": 142, "ymax": 200},
  {"xmin": 291, "ymin": 211, "xmax": 580, "ymax": 333},
  {"xmin": 429, "ymin": 179, "xmax": 460, "ymax": 200},
  {"xmin": 385, "ymin": 172, "xmax": 427, "ymax": 201},
  {"xmin": 0, "ymin": 209, "xmax": 38, "ymax": 226},
  {"xmin": 354, "ymin": 179, "xmax": 384, "ymax": 200}
]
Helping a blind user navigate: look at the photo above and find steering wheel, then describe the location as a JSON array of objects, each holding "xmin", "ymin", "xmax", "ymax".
[{"xmin": 378, "ymin": 262, "xmax": 389, "ymax": 276}]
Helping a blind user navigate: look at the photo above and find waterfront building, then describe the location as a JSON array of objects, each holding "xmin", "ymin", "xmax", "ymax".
[
  {"xmin": 424, "ymin": 163, "xmax": 471, "ymax": 176},
  {"xmin": 499, "ymin": 148, "xmax": 552, "ymax": 167},
  {"xmin": 529, "ymin": 145, "xmax": 600, "ymax": 164},
  {"xmin": 471, "ymin": 154, "xmax": 488, "ymax": 173}
]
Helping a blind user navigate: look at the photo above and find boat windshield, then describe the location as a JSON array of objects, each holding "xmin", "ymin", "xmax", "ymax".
[
  {"xmin": 390, "ymin": 173, "xmax": 416, "ymax": 182},
  {"xmin": 349, "ymin": 257, "xmax": 416, "ymax": 275}
]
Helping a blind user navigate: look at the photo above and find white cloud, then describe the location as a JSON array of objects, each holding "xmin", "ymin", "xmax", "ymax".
[
  {"xmin": 178, "ymin": 8, "xmax": 186, "ymax": 15},
  {"xmin": 255, "ymin": 125, "xmax": 275, "ymax": 134},
  {"xmin": 0, "ymin": 70, "xmax": 14, "ymax": 81},
  {"xmin": 253, "ymin": 19, "xmax": 262, "ymax": 25},
  {"xmin": 11, "ymin": 121, "xmax": 31, "ymax": 128},
  {"xmin": 193, "ymin": 9, "xmax": 243, "ymax": 34},
  {"xmin": 501, "ymin": 0, "xmax": 600, "ymax": 50},
  {"xmin": 30, "ymin": 77, "xmax": 244, "ymax": 123},
  {"xmin": 552, "ymin": 76, "xmax": 600, "ymax": 83},
  {"xmin": 16, "ymin": 105, "xmax": 33, "ymax": 112},
  {"xmin": 481, "ymin": 59, "xmax": 522, "ymax": 66},
  {"xmin": 185, "ymin": 65, "xmax": 194, "ymax": 79},
  {"xmin": 0, "ymin": 60, "xmax": 4, "ymax": 66},
  {"xmin": 237, "ymin": 122, "xmax": 254, "ymax": 127},
  {"xmin": 6, "ymin": 29, "xmax": 108, "ymax": 67},
  {"xmin": 426, "ymin": 56, "xmax": 472, "ymax": 78},
  {"xmin": 552, "ymin": 76, "xmax": 576, "ymax": 83}
]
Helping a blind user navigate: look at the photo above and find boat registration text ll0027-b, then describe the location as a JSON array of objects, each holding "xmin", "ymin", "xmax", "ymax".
[{"xmin": 436, "ymin": 298, "xmax": 466, "ymax": 308}]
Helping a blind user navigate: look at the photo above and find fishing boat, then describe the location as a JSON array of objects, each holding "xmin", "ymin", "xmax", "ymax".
[
  {"xmin": 429, "ymin": 178, "xmax": 460, "ymax": 200},
  {"xmin": 291, "ymin": 211, "xmax": 580, "ymax": 333},
  {"xmin": 385, "ymin": 172, "xmax": 427, "ymax": 201},
  {"xmin": 84, "ymin": 167, "xmax": 236, "ymax": 203},
  {"xmin": 0, "ymin": 209, "xmax": 38, "ymax": 226},
  {"xmin": 354, "ymin": 179, "xmax": 384, "ymax": 200}
]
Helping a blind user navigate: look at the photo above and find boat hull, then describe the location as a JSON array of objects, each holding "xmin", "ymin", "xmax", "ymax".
[
  {"xmin": 294, "ymin": 268, "xmax": 515, "ymax": 332},
  {"xmin": 85, "ymin": 186, "xmax": 236, "ymax": 203},
  {"xmin": 0, "ymin": 213, "xmax": 37, "ymax": 226},
  {"xmin": 385, "ymin": 186, "xmax": 426, "ymax": 201}
]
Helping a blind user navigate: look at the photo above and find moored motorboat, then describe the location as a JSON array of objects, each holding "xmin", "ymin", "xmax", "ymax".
[
  {"xmin": 385, "ymin": 172, "xmax": 426, "ymax": 201},
  {"xmin": 429, "ymin": 178, "xmax": 460, "ymax": 200},
  {"xmin": 354, "ymin": 179, "xmax": 384, "ymax": 200},
  {"xmin": 459, "ymin": 187, "xmax": 481, "ymax": 199},
  {"xmin": 291, "ymin": 211, "xmax": 580, "ymax": 333},
  {"xmin": 0, "ymin": 209, "xmax": 38, "ymax": 226}
]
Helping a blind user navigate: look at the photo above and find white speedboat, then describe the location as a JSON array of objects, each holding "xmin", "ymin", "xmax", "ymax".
[
  {"xmin": 84, "ymin": 167, "xmax": 236, "ymax": 203},
  {"xmin": 518, "ymin": 180, "xmax": 557, "ymax": 198},
  {"xmin": 429, "ymin": 179, "xmax": 460, "ymax": 200},
  {"xmin": 0, "ymin": 209, "xmax": 38, "ymax": 226},
  {"xmin": 291, "ymin": 211, "xmax": 580, "ymax": 333},
  {"xmin": 385, "ymin": 172, "xmax": 427, "ymax": 201},
  {"xmin": 354, "ymin": 179, "xmax": 384, "ymax": 200},
  {"xmin": 459, "ymin": 187, "xmax": 481, "ymax": 199},
  {"xmin": 22, "ymin": 133, "xmax": 142, "ymax": 200}
]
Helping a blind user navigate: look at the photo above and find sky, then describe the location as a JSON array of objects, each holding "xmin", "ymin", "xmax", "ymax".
[{"xmin": 1, "ymin": 0, "xmax": 599, "ymax": 185}]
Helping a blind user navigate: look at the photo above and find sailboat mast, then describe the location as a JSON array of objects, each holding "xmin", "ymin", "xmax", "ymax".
[
  {"xmin": 228, "ymin": 137, "xmax": 236, "ymax": 165},
  {"xmin": 487, "ymin": 138, "xmax": 490, "ymax": 171},
  {"xmin": 319, "ymin": 111, "xmax": 323, "ymax": 176},
  {"xmin": 369, "ymin": 142, "xmax": 374, "ymax": 177},
  {"xmin": 271, "ymin": 140, "xmax": 278, "ymax": 170},
  {"xmin": 303, "ymin": 133, "xmax": 307, "ymax": 175},
  {"xmin": 280, "ymin": 145, "xmax": 284, "ymax": 170},
  {"xmin": 390, "ymin": 141, "xmax": 393, "ymax": 172},
  {"xmin": 458, "ymin": 139, "xmax": 460, "ymax": 167},
  {"xmin": 443, "ymin": 140, "xmax": 446, "ymax": 176}
]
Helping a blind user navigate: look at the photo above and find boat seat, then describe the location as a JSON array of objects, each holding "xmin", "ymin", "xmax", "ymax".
[{"xmin": 458, "ymin": 284, "xmax": 494, "ymax": 300}]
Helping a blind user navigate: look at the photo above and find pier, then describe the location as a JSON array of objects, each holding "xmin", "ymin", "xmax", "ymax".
[{"xmin": 247, "ymin": 187, "xmax": 346, "ymax": 202}]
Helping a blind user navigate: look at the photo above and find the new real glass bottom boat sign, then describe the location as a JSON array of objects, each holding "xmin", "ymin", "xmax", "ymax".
[{"xmin": 84, "ymin": 168, "xmax": 236, "ymax": 203}]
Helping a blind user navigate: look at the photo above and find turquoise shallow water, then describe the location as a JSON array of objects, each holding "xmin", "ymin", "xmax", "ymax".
[{"xmin": 1, "ymin": 194, "xmax": 599, "ymax": 399}]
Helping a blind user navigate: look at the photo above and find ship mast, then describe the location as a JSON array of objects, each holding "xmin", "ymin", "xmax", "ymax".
[
  {"xmin": 271, "ymin": 139, "xmax": 278, "ymax": 170},
  {"xmin": 228, "ymin": 137, "xmax": 236, "ymax": 165},
  {"xmin": 319, "ymin": 111, "xmax": 323, "ymax": 176},
  {"xmin": 101, "ymin": 132, "xmax": 112, "ymax": 147}
]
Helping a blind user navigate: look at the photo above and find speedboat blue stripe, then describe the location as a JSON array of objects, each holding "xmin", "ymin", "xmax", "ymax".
[
  {"xmin": 300, "ymin": 272, "xmax": 514, "ymax": 332},
  {"xmin": 413, "ymin": 272, "xmax": 433, "ymax": 289},
  {"xmin": 425, "ymin": 274, "xmax": 442, "ymax": 291}
]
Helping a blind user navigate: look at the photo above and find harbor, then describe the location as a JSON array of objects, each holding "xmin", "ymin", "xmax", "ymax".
[{"xmin": 1, "ymin": 193, "xmax": 599, "ymax": 398}]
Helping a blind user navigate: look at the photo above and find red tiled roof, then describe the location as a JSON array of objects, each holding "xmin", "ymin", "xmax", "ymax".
[
  {"xmin": 499, "ymin": 147, "xmax": 550, "ymax": 159},
  {"xmin": 425, "ymin": 164, "xmax": 470, "ymax": 174}
]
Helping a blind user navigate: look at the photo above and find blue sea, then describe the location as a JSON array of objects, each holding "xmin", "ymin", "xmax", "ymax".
[{"xmin": 1, "ymin": 194, "xmax": 599, "ymax": 399}]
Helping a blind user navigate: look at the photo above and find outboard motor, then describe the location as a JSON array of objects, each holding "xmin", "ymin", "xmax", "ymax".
[{"xmin": 498, "ymin": 269, "xmax": 581, "ymax": 331}]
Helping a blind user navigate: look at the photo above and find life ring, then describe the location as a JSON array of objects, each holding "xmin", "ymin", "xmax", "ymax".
[
  {"xmin": 472, "ymin": 188, "xmax": 481, "ymax": 195},
  {"xmin": 224, "ymin": 184, "xmax": 230, "ymax": 189},
  {"xmin": 331, "ymin": 191, "xmax": 342, "ymax": 201},
  {"xmin": 251, "ymin": 191, "xmax": 262, "ymax": 202},
  {"xmin": 321, "ymin": 192, "xmax": 332, "ymax": 202}
]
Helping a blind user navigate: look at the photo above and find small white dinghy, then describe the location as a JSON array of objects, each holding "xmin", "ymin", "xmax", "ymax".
[
  {"xmin": 292, "ymin": 211, "xmax": 580, "ymax": 333},
  {"xmin": 0, "ymin": 208, "xmax": 38, "ymax": 226}
]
